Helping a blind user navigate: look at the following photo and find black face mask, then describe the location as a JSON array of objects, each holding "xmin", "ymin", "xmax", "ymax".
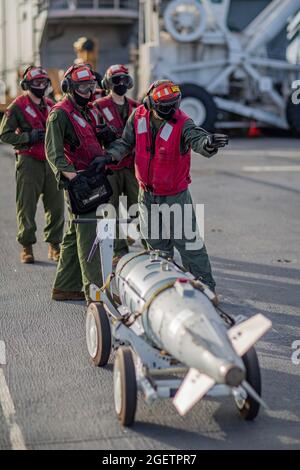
[
  {"xmin": 113, "ymin": 84, "xmax": 128, "ymax": 96},
  {"xmin": 73, "ymin": 90, "xmax": 92, "ymax": 107},
  {"xmin": 156, "ymin": 108, "xmax": 176, "ymax": 121},
  {"xmin": 30, "ymin": 87, "xmax": 47, "ymax": 99}
]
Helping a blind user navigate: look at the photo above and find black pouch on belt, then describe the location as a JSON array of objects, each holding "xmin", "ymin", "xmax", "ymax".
[{"xmin": 67, "ymin": 168, "xmax": 113, "ymax": 215}]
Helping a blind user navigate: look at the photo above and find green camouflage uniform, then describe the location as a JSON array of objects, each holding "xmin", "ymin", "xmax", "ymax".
[
  {"xmin": 45, "ymin": 97, "xmax": 103, "ymax": 300},
  {"xmin": 0, "ymin": 97, "xmax": 64, "ymax": 247}
]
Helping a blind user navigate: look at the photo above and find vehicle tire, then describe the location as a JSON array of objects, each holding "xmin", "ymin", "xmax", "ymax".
[
  {"xmin": 86, "ymin": 302, "xmax": 111, "ymax": 367},
  {"xmin": 235, "ymin": 347, "xmax": 261, "ymax": 421},
  {"xmin": 286, "ymin": 93, "xmax": 300, "ymax": 136},
  {"xmin": 114, "ymin": 347, "xmax": 137, "ymax": 426},
  {"xmin": 180, "ymin": 83, "xmax": 217, "ymax": 131}
]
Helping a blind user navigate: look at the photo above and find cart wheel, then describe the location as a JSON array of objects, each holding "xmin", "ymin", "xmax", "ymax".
[
  {"xmin": 113, "ymin": 347, "xmax": 137, "ymax": 426},
  {"xmin": 86, "ymin": 302, "xmax": 111, "ymax": 366},
  {"xmin": 235, "ymin": 347, "xmax": 261, "ymax": 421}
]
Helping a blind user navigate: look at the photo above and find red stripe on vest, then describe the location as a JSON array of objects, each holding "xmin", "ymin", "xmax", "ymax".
[
  {"xmin": 51, "ymin": 98, "xmax": 104, "ymax": 171},
  {"xmin": 94, "ymin": 95, "xmax": 138, "ymax": 170},
  {"xmin": 134, "ymin": 106, "xmax": 191, "ymax": 196},
  {"xmin": 15, "ymin": 95, "xmax": 54, "ymax": 161}
]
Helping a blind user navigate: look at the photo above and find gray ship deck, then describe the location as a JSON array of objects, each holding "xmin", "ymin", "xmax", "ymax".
[{"xmin": 0, "ymin": 138, "xmax": 299, "ymax": 449}]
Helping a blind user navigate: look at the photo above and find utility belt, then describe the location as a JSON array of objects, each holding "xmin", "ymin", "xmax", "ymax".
[{"xmin": 67, "ymin": 167, "xmax": 113, "ymax": 215}]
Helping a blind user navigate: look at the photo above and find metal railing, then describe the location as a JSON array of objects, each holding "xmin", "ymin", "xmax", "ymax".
[{"xmin": 37, "ymin": 0, "xmax": 138, "ymax": 12}]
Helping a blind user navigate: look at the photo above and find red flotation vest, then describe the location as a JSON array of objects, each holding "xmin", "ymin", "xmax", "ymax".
[
  {"xmin": 15, "ymin": 94, "xmax": 53, "ymax": 161},
  {"xmin": 134, "ymin": 106, "xmax": 191, "ymax": 196},
  {"xmin": 51, "ymin": 98, "xmax": 105, "ymax": 171}
]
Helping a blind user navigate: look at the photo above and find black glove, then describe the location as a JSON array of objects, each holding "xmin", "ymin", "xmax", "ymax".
[
  {"xmin": 70, "ymin": 174, "xmax": 91, "ymax": 200},
  {"xmin": 90, "ymin": 155, "xmax": 113, "ymax": 173},
  {"xmin": 205, "ymin": 133, "xmax": 229, "ymax": 150},
  {"xmin": 96, "ymin": 124, "xmax": 117, "ymax": 147},
  {"xmin": 29, "ymin": 129, "xmax": 45, "ymax": 145}
]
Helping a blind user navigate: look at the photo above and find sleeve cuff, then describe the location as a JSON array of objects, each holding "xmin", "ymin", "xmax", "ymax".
[{"xmin": 202, "ymin": 145, "xmax": 218, "ymax": 158}]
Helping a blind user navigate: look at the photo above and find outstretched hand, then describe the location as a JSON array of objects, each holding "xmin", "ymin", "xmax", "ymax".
[{"xmin": 206, "ymin": 133, "xmax": 229, "ymax": 150}]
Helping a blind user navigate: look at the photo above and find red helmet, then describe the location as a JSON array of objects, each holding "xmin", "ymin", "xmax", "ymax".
[
  {"xmin": 103, "ymin": 64, "xmax": 133, "ymax": 90},
  {"xmin": 62, "ymin": 64, "xmax": 97, "ymax": 94},
  {"xmin": 64, "ymin": 64, "xmax": 96, "ymax": 83},
  {"xmin": 24, "ymin": 66, "xmax": 49, "ymax": 81},
  {"xmin": 146, "ymin": 80, "xmax": 182, "ymax": 117},
  {"xmin": 21, "ymin": 66, "xmax": 50, "ymax": 91}
]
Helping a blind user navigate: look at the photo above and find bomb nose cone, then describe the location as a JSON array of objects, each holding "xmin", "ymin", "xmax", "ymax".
[{"xmin": 220, "ymin": 364, "xmax": 245, "ymax": 387}]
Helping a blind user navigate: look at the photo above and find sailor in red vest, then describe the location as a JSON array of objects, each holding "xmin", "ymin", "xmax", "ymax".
[
  {"xmin": 0, "ymin": 66, "xmax": 64, "ymax": 264},
  {"xmin": 94, "ymin": 64, "xmax": 140, "ymax": 260},
  {"xmin": 106, "ymin": 80, "xmax": 229, "ymax": 294},
  {"xmin": 45, "ymin": 64, "xmax": 113, "ymax": 302}
]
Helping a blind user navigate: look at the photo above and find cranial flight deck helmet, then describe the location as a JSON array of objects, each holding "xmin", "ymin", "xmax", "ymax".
[
  {"xmin": 20, "ymin": 66, "xmax": 50, "ymax": 91},
  {"xmin": 101, "ymin": 64, "xmax": 133, "ymax": 91},
  {"xmin": 143, "ymin": 79, "xmax": 182, "ymax": 119},
  {"xmin": 61, "ymin": 64, "xmax": 97, "ymax": 95}
]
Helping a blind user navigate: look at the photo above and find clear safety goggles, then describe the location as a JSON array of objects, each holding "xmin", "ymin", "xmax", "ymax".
[
  {"xmin": 31, "ymin": 78, "xmax": 49, "ymax": 88},
  {"xmin": 74, "ymin": 80, "xmax": 97, "ymax": 95}
]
